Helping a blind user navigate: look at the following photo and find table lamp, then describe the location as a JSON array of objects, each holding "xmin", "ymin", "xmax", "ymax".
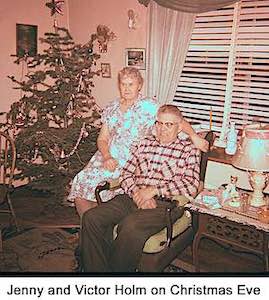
[{"xmin": 232, "ymin": 124, "xmax": 269, "ymax": 207}]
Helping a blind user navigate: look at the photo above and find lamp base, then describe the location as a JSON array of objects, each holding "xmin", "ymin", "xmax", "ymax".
[
  {"xmin": 249, "ymin": 195, "xmax": 266, "ymax": 207},
  {"xmin": 249, "ymin": 172, "xmax": 268, "ymax": 207}
]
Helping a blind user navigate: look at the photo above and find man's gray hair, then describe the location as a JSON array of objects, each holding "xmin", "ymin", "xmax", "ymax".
[{"xmin": 158, "ymin": 105, "xmax": 183, "ymax": 121}]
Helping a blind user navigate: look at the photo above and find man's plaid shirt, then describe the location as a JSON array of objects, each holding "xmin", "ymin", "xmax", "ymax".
[{"xmin": 120, "ymin": 134, "xmax": 201, "ymax": 198}]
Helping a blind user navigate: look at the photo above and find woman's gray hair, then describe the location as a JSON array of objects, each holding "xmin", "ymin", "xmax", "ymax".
[{"xmin": 118, "ymin": 67, "xmax": 144, "ymax": 87}]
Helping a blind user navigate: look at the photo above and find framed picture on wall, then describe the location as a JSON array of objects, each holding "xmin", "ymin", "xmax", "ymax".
[
  {"xmin": 16, "ymin": 24, "xmax": 38, "ymax": 57},
  {"xmin": 101, "ymin": 63, "xmax": 111, "ymax": 78},
  {"xmin": 125, "ymin": 48, "xmax": 146, "ymax": 70}
]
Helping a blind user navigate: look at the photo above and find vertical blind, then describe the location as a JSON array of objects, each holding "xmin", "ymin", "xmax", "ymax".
[{"xmin": 173, "ymin": 0, "xmax": 269, "ymax": 131}]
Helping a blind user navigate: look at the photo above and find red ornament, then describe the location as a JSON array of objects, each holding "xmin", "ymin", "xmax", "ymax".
[{"xmin": 15, "ymin": 116, "xmax": 24, "ymax": 127}]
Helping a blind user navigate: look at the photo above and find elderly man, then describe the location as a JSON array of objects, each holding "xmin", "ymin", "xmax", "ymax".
[{"xmin": 81, "ymin": 105, "xmax": 200, "ymax": 272}]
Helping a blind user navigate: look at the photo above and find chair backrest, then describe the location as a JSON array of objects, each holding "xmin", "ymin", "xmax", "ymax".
[
  {"xmin": 0, "ymin": 131, "xmax": 16, "ymax": 188},
  {"xmin": 0, "ymin": 131, "xmax": 19, "ymax": 233},
  {"xmin": 199, "ymin": 131, "xmax": 215, "ymax": 184}
]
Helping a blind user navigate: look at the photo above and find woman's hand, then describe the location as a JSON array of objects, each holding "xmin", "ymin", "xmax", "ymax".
[
  {"xmin": 103, "ymin": 157, "xmax": 118, "ymax": 172},
  {"xmin": 191, "ymin": 134, "xmax": 209, "ymax": 152}
]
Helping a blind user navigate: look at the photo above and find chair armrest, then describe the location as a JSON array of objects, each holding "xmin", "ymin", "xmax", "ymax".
[
  {"xmin": 165, "ymin": 202, "xmax": 177, "ymax": 247},
  {"xmin": 164, "ymin": 195, "xmax": 191, "ymax": 248},
  {"xmin": 94, "ymin": 179, "xmax": 121, "ymax": 205},
  {"xmin": 95, "ymin": 181, "xmax": 111, "ymax": 205}
]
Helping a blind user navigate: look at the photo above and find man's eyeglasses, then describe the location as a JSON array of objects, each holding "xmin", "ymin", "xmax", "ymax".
[{"xmin": 155, "ymin": 120, "xmax": 178, "ymax": 129}]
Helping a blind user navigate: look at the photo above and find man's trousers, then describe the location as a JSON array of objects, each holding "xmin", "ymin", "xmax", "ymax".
[{"xmin": 81, "ymin": 194, "xmax": 182, "ymax": 272}]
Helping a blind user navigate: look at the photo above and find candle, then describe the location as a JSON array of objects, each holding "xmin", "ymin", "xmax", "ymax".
[{"xmin": 209, "ymin": 106, "xmax": 213, "ymax": 130}]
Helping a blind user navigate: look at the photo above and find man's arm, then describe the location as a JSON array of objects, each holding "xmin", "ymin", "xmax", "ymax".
[
  {"xmin": 182, "ymin": 119, "xmax": 209, "ymax": 152},
  {"xmin": 157, "ymin": 147, "xmax": 201, "ymax": 198}
]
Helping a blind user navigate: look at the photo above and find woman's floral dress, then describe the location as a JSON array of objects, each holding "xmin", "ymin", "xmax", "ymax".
[{"xmin": 68, "ymin": 97, "xmax": 158, "ymax": 203}]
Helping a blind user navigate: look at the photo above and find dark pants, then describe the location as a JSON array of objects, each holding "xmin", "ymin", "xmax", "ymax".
[{"xmin": 81, "ymin": 194, "xmax": 182, "ymax": 272}]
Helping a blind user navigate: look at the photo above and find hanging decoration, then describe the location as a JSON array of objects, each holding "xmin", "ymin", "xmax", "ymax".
[
  {"xmin": 127, "ymin": 9, "xmax": 137, "ymax": 30},
  {"xmin": 33, "ymin": 147, "xmax": 39, "ymax": 161},
  {"xmin": 66, "ymin": 100, "xmax": 74, "ymax": 117},
  {"xmin": 96, "ymin": 25, "xmax": 116, "ymax": 53},
  {"xmin": 66, "ymin": 73, "xmax": 84, "ymax": 117},
  {"xmin": 15, "ymin": 113, "xmax": 25, "ymax": 128},
  {"xmin": 60, "ymin": 122, "xmax": 88, "ymax": 159},
  {"xmin": 49, "ymin": 144, "xmax": 62, "ymax": 161},
  {"xmin": 48, "ymin": 122, "xmax": 88, "ymax": 161}
]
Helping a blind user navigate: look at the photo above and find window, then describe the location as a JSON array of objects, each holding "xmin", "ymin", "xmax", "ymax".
[
  {"xmin": 173, "ymin": 0, "xmax": 269, "ymax": 138},
  {"xmin": 231, "ymin": 0, "xmax": 269, "ymax": 127}
]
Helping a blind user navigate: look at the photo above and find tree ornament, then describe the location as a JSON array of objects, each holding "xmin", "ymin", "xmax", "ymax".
[
  {"xmin": 33, "ymin": 148, "xmax": 39, "ymax": 161},
  {"xmin": 58, "ymin": 162, "xmax": 68, "ymax": 171},
  {"xmin": 66, "ymin": 101, "xmax": 74, "ymax": 117},
  {"xmin": 60, "ymin": 149, "xmax": 65, "ymax": 159},
  {"xmin": 46, "ymin": 0, "xmax": 65, "ymax": 16},
  {"xmin": 49, "ymin": 144, "xmax": 61, "ymax": 160},
  {"xmin": 15, "ymin": 115, "xmax": 25, "ymax": 127},
  {"xmin": 54, "ymin": 19, "xmax": 58, "ymax": 30},
  {"xmin": 83, "ymin": 130, "xmax": 89, "ymax": 138},
  {"xmin": 60, "ymin": 122, "xmax": 87, "ymax": 159}
]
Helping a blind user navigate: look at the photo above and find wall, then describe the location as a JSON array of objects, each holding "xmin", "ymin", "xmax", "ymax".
[
  {"xmin": 0, "ymin": 0, "xmax": 69, "ymax": 115},
  {"xmin": 68, "ymin": 0, "xmax": 148, "ymax": 108},
  {"xmin": 205, "ymin": 161, "xmax": 269, "ymax": 194},
  {"xmin": 0, "ymin": 0, "xmax": 148, "ymax": 115}
]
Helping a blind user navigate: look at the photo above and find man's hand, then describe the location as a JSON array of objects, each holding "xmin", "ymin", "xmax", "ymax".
[
  {"xmin": 139, "ymin": 198, "xmax": 157, "ymax": 209},
  {"xmin": 191, "ymin": 134, "xmax": 209, "ymax": 153},
  {"xmin": 103, "ymin": 157, "xmax": 118, "ymax": 171},
  {"xmin": 133, "ymin": 186, "xmax": 158, "ymax": 208}
]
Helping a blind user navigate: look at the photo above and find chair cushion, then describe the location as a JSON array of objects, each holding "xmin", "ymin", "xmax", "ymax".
[
  {"xmin": 113, "ymin": 195, "xmax": 192, "ymax": 254},
  {"xmin": 143, "ymin": 211, "xmax": 191, "ymax": 253},
  {"xmin": 172, "ymin": 195, "xmax": 190, "ymax": 206},
  {"xmin": 109, "ymin": 179, "xmax": 120, "ymax": 190}
]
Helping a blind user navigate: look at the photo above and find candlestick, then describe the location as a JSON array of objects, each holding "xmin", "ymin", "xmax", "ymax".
[{"xmin": 209, "ymin": 106, "xmax": 213, "ymax": 130}]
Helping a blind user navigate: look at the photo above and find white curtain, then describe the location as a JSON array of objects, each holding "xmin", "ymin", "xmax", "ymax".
[{"xmin": 146, "ymin": 1, "xmax": 195, "ymax": 104}]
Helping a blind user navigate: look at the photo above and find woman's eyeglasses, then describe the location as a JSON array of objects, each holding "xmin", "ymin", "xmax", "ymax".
[{"xmin": 155, "ymin": 120, "xmax": 178, "ymax": 129}]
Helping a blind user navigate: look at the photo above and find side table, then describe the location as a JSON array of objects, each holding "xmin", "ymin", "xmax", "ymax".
[{"xmin": 188, "ymin": 202, "xmax": 269, "ymax": 272}]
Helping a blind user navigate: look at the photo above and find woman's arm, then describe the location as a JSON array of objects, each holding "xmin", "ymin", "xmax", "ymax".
[
  {"xmin": 97, "ymin": 124, "xmax": 118, "ymax": 171},
  {"xmin": 97, "ymin": 124, "xmax": 112, "ymax": 159},
  {"xmin": 182, "ymin": 119, "xmax": 209, "ymax": 152}
]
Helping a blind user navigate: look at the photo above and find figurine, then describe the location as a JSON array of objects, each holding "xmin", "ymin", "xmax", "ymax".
[
  {"xmin": 222, "ymin": 176, "xmax": 240, "ymax": 207},
  {"xmin": 227, "ymin": 176, "xmax": 240, "ymax": 198}
]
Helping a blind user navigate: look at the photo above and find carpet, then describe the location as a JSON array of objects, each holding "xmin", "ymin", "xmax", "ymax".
[{"xmin": 0, "ymin": 228, "xmax": 78, "ymax": 272}]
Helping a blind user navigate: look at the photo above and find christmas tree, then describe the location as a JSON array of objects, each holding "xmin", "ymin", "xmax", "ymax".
[{"xmin": 1, "ymin": 25, "xmax": 114, "ymax": 201}]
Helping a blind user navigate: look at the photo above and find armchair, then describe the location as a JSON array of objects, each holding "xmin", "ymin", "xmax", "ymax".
[{"xmin": 95, "ymin": 131, "xmax": 215, "ymax": 272}]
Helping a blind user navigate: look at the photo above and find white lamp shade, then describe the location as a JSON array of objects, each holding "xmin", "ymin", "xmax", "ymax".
[{"xmin": 232, "ymin": 124, "xmax": 269, "ymax": 172}]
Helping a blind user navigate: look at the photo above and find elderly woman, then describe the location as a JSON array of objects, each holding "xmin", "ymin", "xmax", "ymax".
[{"xmin": 68, "ymin": 67, "xmax": 208, "ymax": 217}]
